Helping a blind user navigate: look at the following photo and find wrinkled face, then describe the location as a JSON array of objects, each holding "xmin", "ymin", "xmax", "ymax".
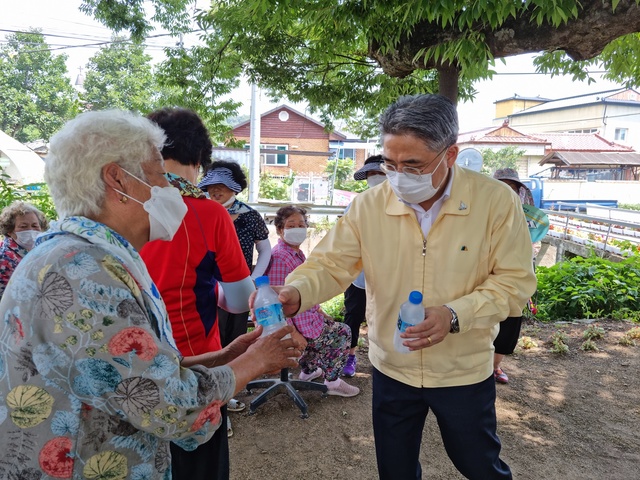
[
  {"xmin": 10, "ymin": 212, "xmax": 42, "ymax": 239},
  {"xmin": 277, "ymin": 212, "xmax": 307, "ymax": 237},
  {"xmin": 207, "ymin": 183, "xmax": 235, "ymax": 206}
]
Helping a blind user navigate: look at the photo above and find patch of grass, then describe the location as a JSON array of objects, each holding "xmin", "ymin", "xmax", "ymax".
[
  {"xmin": 583, "ymin": 325, "xmax": 606, "ymax": 341},
  {"xmin": 580, "ymin": 339, "xmax": 599, "ymax": 351}
]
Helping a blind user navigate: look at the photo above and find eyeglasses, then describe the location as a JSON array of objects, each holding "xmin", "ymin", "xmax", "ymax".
[{"xmin": 380, "ymin": 145, "xmax": 449, "ymax": 178}]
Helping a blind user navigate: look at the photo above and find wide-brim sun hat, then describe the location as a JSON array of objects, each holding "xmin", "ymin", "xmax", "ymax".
[
  {"xmin": 353, "ymin": 157, "xmax": 384, "ymax": 181},
  {"xmin": 198, "ymin": 167, "xmax": 243, "ymax": 193},
  {"xmin": 493, "ymin": 168, "xmax": 527, "ymax": 191}
]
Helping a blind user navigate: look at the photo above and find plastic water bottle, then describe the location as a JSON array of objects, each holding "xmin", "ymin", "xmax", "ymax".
[
  {"xmin": 254, "ymin": 276, "xmax": 289, "ymax": 338},
  {"xmin": 393, "ymin": 291, "xmax": 424, "ymax": 353}
]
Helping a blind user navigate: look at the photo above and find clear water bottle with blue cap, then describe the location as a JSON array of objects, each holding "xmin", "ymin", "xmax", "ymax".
[
  {"xmin": 394, "ymin": 291, "xmax": 425, "ymax": 353},
  {"xmin": 254, "ymin": 276, "xmax": 289, "ymax": 337}
]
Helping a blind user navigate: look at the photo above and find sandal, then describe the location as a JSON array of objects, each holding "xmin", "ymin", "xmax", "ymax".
[
  {"xmin": 227, "ymin": 398, "xmax": 246, "ymax": 412},
  {"xmin": 494, "ymin": 368, "xmax": 509, "ymax": 384}
]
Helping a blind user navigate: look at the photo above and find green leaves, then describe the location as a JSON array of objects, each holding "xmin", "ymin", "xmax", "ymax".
[
  {"xmin": 536, "ymin": 253, "xmax": 640, "ymax": 321},
  {"xmin": 82, "ymin": 37, "xmax": 160, "ymax": 113},
  {"xmin": 0, "ymin": 30, "xmax": 78, "ymax": 142}
]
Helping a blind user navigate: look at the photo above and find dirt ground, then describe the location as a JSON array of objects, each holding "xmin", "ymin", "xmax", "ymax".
[{"xmin": 227, "ymin": 318, "xmax": 640, "ymax": 480}]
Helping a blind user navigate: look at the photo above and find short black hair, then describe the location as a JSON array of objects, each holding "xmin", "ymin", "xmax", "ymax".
[
  {"xmin": 146, "ymin": 108, "xmax": 213, "ymax": 169},
  {"xmin": 207, "ymin": 160, "xmax": 248, "ymax": 191}
]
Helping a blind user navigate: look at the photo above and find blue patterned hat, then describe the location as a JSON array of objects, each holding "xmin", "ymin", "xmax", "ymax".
[{"xmin": 198, "ymin": 167, "xmax": 243, "ymax": 193}]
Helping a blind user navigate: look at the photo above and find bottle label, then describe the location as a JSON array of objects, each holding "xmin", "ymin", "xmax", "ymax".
[
  {"xmin": 255, "ymin": 303, "xmax": 285, "ymax": 327},
  {"xmin": 397, "ymin": 315, "xmax": 411, "ymax": 333}
]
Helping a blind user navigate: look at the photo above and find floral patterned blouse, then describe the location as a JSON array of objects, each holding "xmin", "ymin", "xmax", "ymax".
[
  {"xmin": 0, "ymin": 218, "xmax": 235, "ymax": 479},
  {"xmin": 0, "ymin": 236, "xmax": 27, "ymax": 301}
]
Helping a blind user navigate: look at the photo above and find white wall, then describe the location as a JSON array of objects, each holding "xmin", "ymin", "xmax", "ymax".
[{"xmin": 542, "ymin": 180, "xmax": 640, "ymax": 205}]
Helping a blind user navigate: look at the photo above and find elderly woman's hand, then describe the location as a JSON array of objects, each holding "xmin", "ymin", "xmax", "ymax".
[{"xmin": 227, "ymin": 325, "xmax": 303, "ymax": 393}]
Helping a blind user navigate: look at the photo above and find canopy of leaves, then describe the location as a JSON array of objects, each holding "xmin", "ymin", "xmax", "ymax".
[
  {"xmin": 81, "ymin": 1, "xmax": 640, "ymax": 139},
  {"xmin": 82, "ymin": 37, "xmax": 159, "ymax": 113},
  {"xmin": 0, "ymin": 31, "xmax": 79, "ymax": 142},
  {"xmin": 155, "ymin": 25, "xmax": 243, "ymax": 144}
]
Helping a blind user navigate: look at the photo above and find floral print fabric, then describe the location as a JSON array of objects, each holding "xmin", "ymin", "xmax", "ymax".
[
  {"xmin": 0, "ymin": 236, "xmax": 27, "ymax": 301},
  {"xmin": 0, "ymin": 217, "xmax": 235, "ymax": 479}
]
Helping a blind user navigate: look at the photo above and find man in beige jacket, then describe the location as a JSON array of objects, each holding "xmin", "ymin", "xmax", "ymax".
[{"xmin": 264, "ymin": 94, "xmax": 536, "ymax": 479}]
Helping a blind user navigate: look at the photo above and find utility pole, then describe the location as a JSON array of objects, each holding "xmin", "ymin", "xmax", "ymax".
[{"xmin": 248, "ymin": 83, "xmax": 261, "ymax": 203}]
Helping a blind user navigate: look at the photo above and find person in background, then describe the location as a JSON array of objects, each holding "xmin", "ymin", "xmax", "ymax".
[
  {"xmin": 267, "ymin": 94, "xmax": 536, "ymax": 479},
  {"xmin": 491, "ymin": 168, "xmax": 536, "ymax": 385},
  {"xmin": 140, "ymin": 108, "xmax": 257, "ymax": 478},
  {"xmin": 267, "ymin": 205, "xmax": 360, "ymax": 397},
  {"xmin": 0, "ymin": 109, "xmax": 300, "ymax": 480},
  {"xmin": 0, "ymin": 200, "xmax": 48, "ymax": 300},
  {"xmin": 198, "ymin": 160, "xmax": 271, "ymax": 423},
  {"xmin": 341, "ymin": 155, "xmax": 386, "ymax": 377}
]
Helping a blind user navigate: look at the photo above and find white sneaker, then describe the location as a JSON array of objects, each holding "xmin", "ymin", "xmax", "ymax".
[
  {"xmin": 298, "ymin": 367, "xmax": 323, "ymax": 382},
  {"xmin": 324, "ymin": 378, "xmax": 360, "ymax": 397}
]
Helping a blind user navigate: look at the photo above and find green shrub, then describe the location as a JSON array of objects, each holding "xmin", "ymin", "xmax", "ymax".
[
  {"xmin": 321, "ymin": 294, "xmax": 345, "ymax": 322},
  {"xmin": 549, "ymin": 330, "xmax": 569, "ymax": 354},
  {"xmin": 582, "ymin": 325, "xmax": 605, "ymax": 341},
  {"xmin": 580, "ymin": 339, "xmax": 599, "ymax": 351},
  {"xmin": 0, "ymin": 168, "xmax": 58, "ymax": 221},
  {"xmin": 535, "ymin": 254, "xmax": 640, "ymax": 322}
]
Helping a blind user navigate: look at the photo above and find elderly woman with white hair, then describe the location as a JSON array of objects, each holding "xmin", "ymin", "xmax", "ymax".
[{"xmin": 0, "ymin": 110, "xmax": 300, "ymax": 479}]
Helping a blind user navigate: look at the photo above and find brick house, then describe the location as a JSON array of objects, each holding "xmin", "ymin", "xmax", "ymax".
[{"xmin": 229, "ymin": 105, "xmax": 368, "ymax": 176}]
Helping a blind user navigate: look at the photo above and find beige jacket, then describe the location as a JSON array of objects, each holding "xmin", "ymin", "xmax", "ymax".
[{"xmin": 286, "ymin": 165, "xmax": 537, "ymax": 388}]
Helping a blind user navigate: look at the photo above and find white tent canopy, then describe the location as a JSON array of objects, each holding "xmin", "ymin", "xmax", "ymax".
[{"xmin": 0, "ymin": 129, "xmax": 45, "ymax": 184}]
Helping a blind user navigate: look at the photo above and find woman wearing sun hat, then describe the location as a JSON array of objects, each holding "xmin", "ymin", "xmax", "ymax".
[
  {"xmin": 198, "ymin": 160, "xmax": 272, "ymax": 434},
  {"xmin": 492, "ymin": 168, "xmax": 535, "ymax": 384}
]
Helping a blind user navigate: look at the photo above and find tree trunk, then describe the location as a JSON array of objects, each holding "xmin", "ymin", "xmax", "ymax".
[{"xmin": 437, "ymin": 66, "xmax": 459, "ymax": 105}]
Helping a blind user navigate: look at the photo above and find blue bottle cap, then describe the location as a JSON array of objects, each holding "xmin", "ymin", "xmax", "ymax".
[
  {"xmin": 408, "ymin": 291, "xmax": 423, "ymax": 304},
  {"xmin": 255, "ymin": 276, "xmax": 270, "ymax": 287}
]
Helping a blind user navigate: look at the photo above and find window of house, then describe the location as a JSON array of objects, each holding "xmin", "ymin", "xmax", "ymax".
[
  {"xmin": 338, "ymin": 148, "xmax": 356, "ymax": 160},
  {"xmin": 567, "ymin": 129, "xmax": 598, "ymax": 134},
  {"xmin": 615, "ymin": 128, "xmax": 628, "ymax": 141},
  {"xmin": 261, "ymin": 144, "xmax": 288, "ymax": 166}
]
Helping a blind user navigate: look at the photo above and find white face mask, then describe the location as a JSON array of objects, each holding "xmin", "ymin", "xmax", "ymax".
[
  {"xmin": 115, "ymin": 169, "xmax": 188, "ymax": 242},
  {"xmin": 222, "ymin": 195, "xmax": 236, "ymax": 208},
  {"xmin": 386, "ymin": 150, "xmax": 448, "ymax": 204},
  {"xmin": 366, "ymin": 175, "xmax": 386, "ymax": 188},
  {"xmin": 15, "ymin": 230, "xmax": 40, "ymax": 251},
  {"xmin": 283, "ymin": 227, "xmax": 307, "ymax": 246}
]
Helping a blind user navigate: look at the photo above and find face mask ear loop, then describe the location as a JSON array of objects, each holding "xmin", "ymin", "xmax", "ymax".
[
  {"xmin": 113, "ymin": 188, "xmax": 144, "ymax": 206},
  {"xmin": 120, "ymin": 167, "xmax": 153, "ymax": 190}
]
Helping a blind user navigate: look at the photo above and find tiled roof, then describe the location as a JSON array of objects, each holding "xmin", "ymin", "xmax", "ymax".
[
  {"xmin": 540, "ymin": 151, "xmax": 640, "ymax": 166},
  {"xmin": 458, "ymin": 125, "xmax": 548, "ymax": 145},
  {"xmin": 531, "ymin": 133, "xmax": 633, "ymax": 152}
]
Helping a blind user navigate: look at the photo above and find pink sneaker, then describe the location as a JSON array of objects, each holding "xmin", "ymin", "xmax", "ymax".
[
  {"xmin": 324, "ymin": 378, "xmax": 360, "ymax": 397},
  {"xmin": 298, "ymin": 368, "xmax": 323, "ymax": 382}
]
